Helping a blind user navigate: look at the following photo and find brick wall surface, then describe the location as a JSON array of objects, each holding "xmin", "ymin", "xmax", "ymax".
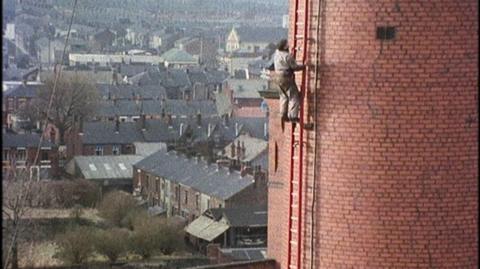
[{"xmin": 267, "ymin": 0, "xmax": 478, "ymax": 268}]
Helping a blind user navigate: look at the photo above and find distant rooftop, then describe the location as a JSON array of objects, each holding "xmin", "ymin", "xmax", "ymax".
[{"xmin": 134, "ymin": 150, "xmax": 255, "ymax": 200}]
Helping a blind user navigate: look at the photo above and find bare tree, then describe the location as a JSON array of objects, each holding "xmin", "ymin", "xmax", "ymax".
[
  {"xmin": 2, "ymin": 171, "xmax": 35, "ymax": 269},
  {"xmin": 21, "ymin": 73, "xmax": 99, "ymax": 145}
]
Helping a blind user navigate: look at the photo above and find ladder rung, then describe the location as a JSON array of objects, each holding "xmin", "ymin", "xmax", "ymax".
[
  {"xmin": 290, "ymin": 228, "xmax": 298, "ymax": 233},
  {"xmin": 291, "ymin": 216, "xmax": 298, "ymax": 221},
  {"xmin": 296, "ymin": 10, "xmax": 305, "ymax": 13},
  {"xmin": 289, "ymin": 265, "xmax": 297, "ymax": 269},
  {"xmin": 292, "ymin": 181, "xmax": 299, "ymax": 185},
  {"xmin": 292, "ymin": 156, "xmax": 299, "ymax": 160},
  {"xmin": 296, "ymin": 22, "xmax": 304, "ymax": 25},
  {"xmin": 290, "ymin": 240, "xmax": 298, "ymax": 246},
  {"xmin": 295, "ymin": 35, "xmax": 304, "ymax": 39},
  {"xmin": 291, "ymin": 204, "xmax": 299, "ymax": 209}
]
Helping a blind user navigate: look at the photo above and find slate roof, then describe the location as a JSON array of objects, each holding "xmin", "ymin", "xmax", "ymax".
[
  {"xmin": 96, "ymin": 84, "xmax": 167, "ymax": 100},
  {"xmin": 82, "ymin": 121, "xmax": 145, "ymax": 145},
  {"xmin": 3, "ymin": 133, "xmax": 56, "ymax": 148},
  {"xmin": 4, "ymin": 83, "xmax": 41, "ymax": 98},
  {"xmin": 93, "ymin": 99, "xmax": 218, "ymax": 118},
  {"xmin": 227, "ymin": 79, "xmax": 267, "ymax": 99},
  {"xmin": 219, "ymin": 248, "xmax": 267, "ymax": 261},
  {"xmin": 81, "ymin": 119, "xmax": 188, "ymax": 145},
  {"xmin": 219, "ymin": 135, "xmax": 268, "ymax": 163},
  {"xmin": 118, "ymin": 63, "xmax": 150, "ymax": 77},
  {"xmin": 234, "ymin": 27, "xmax": 287, "ymax": 44},
  {"xmin": 214, "ymin": 92, "xmax": 233, "ymax": 116},
  {"xmin": 161, "ymin": 48, "xmax": 197, "ymax": 63},
  {"xmin": 134, "ymin": 150, "xmax": 255, "ymax": 200},
  {"xmin": 73, "ymin": 155, "xmax": 143, "ymax": 180},
  {"xmin": 207, "ymin": 204, "xmax": 268, "ymax": 227}
]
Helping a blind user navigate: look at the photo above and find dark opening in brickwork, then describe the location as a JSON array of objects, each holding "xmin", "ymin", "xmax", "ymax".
[{"xmin": 376, "ymin": 26, "xmax": 396, "ymax": 40}]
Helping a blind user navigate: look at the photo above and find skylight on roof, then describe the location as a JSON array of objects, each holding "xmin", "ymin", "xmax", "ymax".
[
  {"xmin": 119, "ymin": 163, "xmax": 127, "ymax": 170},
  {"xmin": 89, "ymin": 164, "xmax": 97, "ymax": 171},
  {"xmin": 104, "ymin": 163, "xmax": 112, "ymax": 170}
]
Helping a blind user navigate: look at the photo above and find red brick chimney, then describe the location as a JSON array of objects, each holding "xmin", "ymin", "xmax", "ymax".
[{"xmin": 266, "ymin": 1, "xmax": 479, "ymax": 268}]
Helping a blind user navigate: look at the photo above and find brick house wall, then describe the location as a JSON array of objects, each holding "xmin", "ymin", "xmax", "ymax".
[
  {"xmin": 266, "ymin": 0, "xmax": 478, "ymax": 268},
  {"xmin": 3, "ymin": 146, "xmax": 59, "ymax": 179},
  {"xmin": 134, "ymin": 167, "xmax": 266, "ymax": 223},
  {"xmin": 225, "ymin": 173, "xmax": 267, "ymax": 208}
]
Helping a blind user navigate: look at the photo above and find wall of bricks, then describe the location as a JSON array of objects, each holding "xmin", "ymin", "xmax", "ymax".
[{"xmin": 267, "ymin": 0, "xmax": 478, "ymax": 268}]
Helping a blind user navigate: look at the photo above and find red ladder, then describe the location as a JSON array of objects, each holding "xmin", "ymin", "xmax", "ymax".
[{"xmin": 286, "ymin": 0, "xmax": 310, "ymax": 268}]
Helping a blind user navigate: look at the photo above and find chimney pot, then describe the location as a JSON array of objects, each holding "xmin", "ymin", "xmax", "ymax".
[
  {"xmin": 180, "ymin": 123, "xmax": 184, "ymax": 136},
  {"xmin": 141, "ymin": 114, "xmax": 146, "ymax": 131},
  {"xmin": 115, "ymin": 118, "xmax": 120, "ymax": 133}
]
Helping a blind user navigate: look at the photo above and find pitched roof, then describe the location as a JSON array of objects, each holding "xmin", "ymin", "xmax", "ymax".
[
  {"xmin": 132, "ymin": 142, "xmax": 167, "ymax": 157},
  {"xmin": 96, "ymin": 84, "xmax": 167, "ymax": 100},
  {"xmin": 134, "ymin": 150, "xmax": 255, "ymax": 200},
  {"xmin": 4, "ymin": 83, "xmax": 41, "ymax": 98},
  {"xmin": 3, "ymin": 133, "xmax": 56, "ymax": 148},
  {"xmin": 233, "ymin": 27, "xmax": 287, "ymax": 44},
  {"xmin": 93, "ymin": 99, "xmax": 218, "ymax": 118},
  {"xmin": 161, "ymin": 48, "xmax": 197, "ymax": 64},
  {"xmin": 219, "ymin": 248, "xmax": 267, "ymax": 261},
  {"xmin": 118, "ymin": 63, "xmax": 150, "ymax": 77},
  {"xmin": 227, "ymin": 79, "xmax": 267, "ymax": 99},
  {"xmin": 73, "ymin": 155, "xmax": 143, "ymax": 180},
  {"xmin": 82, "ymin": 121, "xmax": 144, "ymax": 144},
  {"xmin": 207, "ymin": 204, "xmax": 267, "ymax": 227},
  {"xmin": 219, "ymin": 135, "xmax": 268, "ymax": 163}
]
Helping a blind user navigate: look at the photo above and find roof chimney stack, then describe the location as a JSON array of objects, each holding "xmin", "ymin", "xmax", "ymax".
[
  {"xmin": 236, "ymin": 140, "xmax": 242, "ymax": 160},
  {"xmin": 167, "ymin": 114, "xmax": 173, "ymax": 127},
  {"xmin": 115, "ymin": 118, "xmax": 120, "ymax": 134},
  {"xmin": 207, "ymin": 123, "xmax": 212, "ymax": 137},
  {"xmin": 141, "ymin": 114, "xmax": 146, "ymax": 131},
  {"xmin": 235, "ymin": 122, "xmax": 239, "ymax": 137},
  {"xmin": 230, "ymin": 142, "xmax": 236, "ymax": 158},
  {"xmin": 196, "ymin": 112, "xmax": 202, "ymax": 126},
  {"xmin": 180, "ymin": 123, "xmax": 184, "ymax": 136}
]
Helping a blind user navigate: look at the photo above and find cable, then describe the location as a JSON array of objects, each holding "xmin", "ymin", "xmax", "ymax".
[
  {"xmin": 3, "ymin": 1, "xmax": 78, "ymax": 268},
  {"xmin": 309, "ymin": 0, "xmax": 324, "ymax": 268}
]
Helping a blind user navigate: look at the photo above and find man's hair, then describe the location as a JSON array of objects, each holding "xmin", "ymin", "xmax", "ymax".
[{"xmin": 277, "ymin": 39, "xmax": 288, "ymax": 52}]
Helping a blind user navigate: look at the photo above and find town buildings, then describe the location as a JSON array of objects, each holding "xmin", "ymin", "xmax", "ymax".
[
  {"xmin": 2, "ymin": 132, "xmax": 59, "ymax": 180},
  {"xmin": 133, "ymin": 150, "xmax": 267, "ymax": 223}
]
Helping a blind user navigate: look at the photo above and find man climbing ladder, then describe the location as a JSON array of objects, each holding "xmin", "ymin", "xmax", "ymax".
[{"xmin": 270, "ymin": 39, "xmax": 306, "ymax": 123}]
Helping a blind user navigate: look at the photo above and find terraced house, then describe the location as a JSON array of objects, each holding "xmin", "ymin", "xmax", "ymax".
[
  {"xmin": 133, "ymin": 150, "xmax": 267, "ymax": 223},
  {"xmin": 2, "ymin": 132, "xmax": 59, "ymax": 180}
]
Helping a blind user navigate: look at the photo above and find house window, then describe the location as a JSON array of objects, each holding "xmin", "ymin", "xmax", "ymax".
[
  {"xmin": 95, "ymin": 145, "xmax": 103, "ymax": 156},
  {"xmin": 41, "ymin": 149, "xmax": 49, "ymax": 161},
  {"xmin": 16, "ymin": 149, "xmax": 26, "ymax": 161},
  {"xmin": 3, "ymin": 149, "xmax": 9, "ymax": 161},
  {"xmin": 184, "ymin": 190, "xmax": 188, "ymax": 204},
  {"xmin": 195, "ymin": 193, "xmax": 200, "ymax": 210},
  {"xmin": 155, "ymin": 178, "xmax": 160, "ymax": 192},
  {"xmin": 7, "ymin": 98, "xmax": 14, "ymax": 111},
  {"xmin": 112, "ymin": 145, "xmax": 120, "ymax": 155}
]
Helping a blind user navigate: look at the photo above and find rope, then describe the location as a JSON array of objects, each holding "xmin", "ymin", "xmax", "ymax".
[
  {"xmin": 310, "ymin": 0, "xmax": 324, "ymax": 268},
  {"xmin": 3, "ymin": 1, "xmax": 78, "ymax": 268}
]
